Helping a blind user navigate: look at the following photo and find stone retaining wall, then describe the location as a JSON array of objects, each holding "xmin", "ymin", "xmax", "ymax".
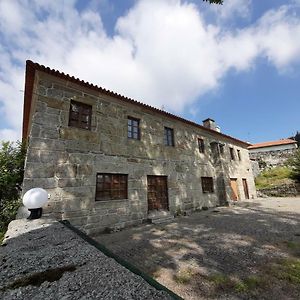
[{"xmin": 258, "ymin": 183, "xmax": 300, "ymax": 197}]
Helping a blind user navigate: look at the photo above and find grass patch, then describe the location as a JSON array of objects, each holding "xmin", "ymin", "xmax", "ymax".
[
  {"xmin": 270, "ymin": 258, "xmax": 300, "ymax": 284},
  {"xmin": 174, "ymin": 268, "xmax": 195, "ymax": 284},
  {"xmin": 282, "ymin": 241, "xmax": 300, "ymax": 257},
  {"xmin": 255, "ymin": 166, "xmax": 293, "ymax": 189},
  {"xmin": 0, "ymin": 231, "xmax": 5, "ymax": 244},
  {"xmin": 286, "ymin": 241, "xmax": 300, "ymax": 249},
  {"xmin": 208, "ymin": 273, "xmax": 231, "ymax": 286},
  {"xmin": 207, "ymin": 273, "xmax": 265, "ymax": 294}
]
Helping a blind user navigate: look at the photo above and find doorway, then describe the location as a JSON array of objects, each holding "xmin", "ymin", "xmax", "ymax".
[
  {"xmin": 242, "ymin": 178, "xmax": 250, "ymax": 199},
  {"xmin": 147, "ymin": 176, "xmax": 169, "ymax": 211},
  {"xmin": 230, "ymin": 178, "xmax": 239, "ymax": 201}
]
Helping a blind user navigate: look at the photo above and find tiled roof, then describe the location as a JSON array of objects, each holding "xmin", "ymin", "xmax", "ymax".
[
  {"xmin": 248, "ymin": 139, "xmax": 297, "ymax": 149},
  {"xmin": 23, "ymin": 60, "xmax": 250, "ymax": 147}
]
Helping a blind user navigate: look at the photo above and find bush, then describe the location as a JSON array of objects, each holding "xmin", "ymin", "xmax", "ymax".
[
  {"xmin": 0, "ymin": 141, "xmax": 26, "ymax": 241},
  {"xmin": 287, "ymin": 149, "xmax": 300, "ymax": 182}
]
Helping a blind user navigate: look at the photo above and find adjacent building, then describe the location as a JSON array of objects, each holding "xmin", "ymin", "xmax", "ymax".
[
  {"xmin": 249, "ymin": 139, "xmax": 298, "ymax": 171},
  {"xmin": 22, "ymin": 60, "xmax": 256, "ymax": 234}
]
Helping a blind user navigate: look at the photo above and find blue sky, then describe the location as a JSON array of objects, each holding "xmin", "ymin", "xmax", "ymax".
[{"xmin": 0, "ymin": 0, "xmax": 299, "ymax": 143}]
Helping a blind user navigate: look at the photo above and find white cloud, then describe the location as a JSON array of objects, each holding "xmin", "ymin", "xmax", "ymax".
[
  {"xmin": 0, "ymin": 129, "xmax": 20, "ymax": 142},
  {"xmin": 0, "ymin": 0, "xmax": 299, "ymax": 141},
  {"xmin": 206, "ymin": 0, "xmax": 252, "ymax": 21}
]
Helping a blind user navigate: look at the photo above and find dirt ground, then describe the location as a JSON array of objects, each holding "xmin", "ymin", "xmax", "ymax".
[{"xmin": 94, "ymin": 197, "xmax": 300, "ymax": 299}]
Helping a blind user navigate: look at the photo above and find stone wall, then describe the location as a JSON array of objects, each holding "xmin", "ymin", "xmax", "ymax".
[
  {"xmin": 258, "ymin": 183, "xmax": 300, "ymax": 197},
  {"xmin": 249, "ymin": 148, "xmax": 297, "ymax": 171},
  {"xmin": 250, "ymin": 159, "xmax": 260, "ymax": 177},
  {"xmin": 22, "ymin": 71, "xmax": 256, "ymax": 234}
]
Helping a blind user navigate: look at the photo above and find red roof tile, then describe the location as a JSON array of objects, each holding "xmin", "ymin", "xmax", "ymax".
[
  {"xmin": 23, "ymin": 60, "xmax": 250, "ymax": 147},
  {"xmin": 248, "ymin": 139, "xmax": 297, "ymax": 149}
]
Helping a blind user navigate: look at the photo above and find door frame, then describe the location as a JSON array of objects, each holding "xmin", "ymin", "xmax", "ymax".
[
  {"xmin": 242, "ymin": 178, "xmax": 250, "ymax": 199},
  {"xmin": 230, "ymin": 178, "xmax": 239, "ymax": 201},
  {"xmin": 147, "ymin": 175, "xmax": 169, "ymax": 212}
]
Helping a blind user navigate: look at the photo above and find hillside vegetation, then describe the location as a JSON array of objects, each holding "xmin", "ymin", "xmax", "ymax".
[{"xmin": 255, "ymin": 166, "xmax": 293, "ymax": 190}]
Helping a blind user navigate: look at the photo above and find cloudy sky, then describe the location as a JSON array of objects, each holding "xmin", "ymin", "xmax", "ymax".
[{"xmin": 0, "ymin": 0, "xmax": 299, "ymax": 143}]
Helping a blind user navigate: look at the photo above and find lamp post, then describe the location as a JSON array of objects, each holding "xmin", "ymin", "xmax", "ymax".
[{"xmin": 23, "ymin": 188, "xmax": 48, "ymax": 220}]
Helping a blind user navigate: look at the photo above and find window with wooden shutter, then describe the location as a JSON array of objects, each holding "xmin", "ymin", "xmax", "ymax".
[
  {"xmin": 201, "ymin": 177, "xmax": 214, "ymax": 193},
  {"xmin": 230, "ymin": 147, "xmax": 235, "ymax": 160},
  {"xmin": 69, "ymin": 100, "xmax": 92, "ymax": 130},
  {"xmin": 237, "ymin": 149, "xmax": 241, "ymax": 161},
  {"xmin": 198, "ymin": 138, "xmax": 205, "ymax": 153},
  {"xmin": 95, "ymin": 173, "xmax": 128, "ymax": 201}
]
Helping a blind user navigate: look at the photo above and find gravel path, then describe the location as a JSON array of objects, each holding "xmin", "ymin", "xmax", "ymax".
[
  {"xmin": 95, "ymin": 197, "xmax": 300, "ymax": 299},
  {"xmin": 0, "ymin": 219, "xmax": 172, "ymax": 300}
]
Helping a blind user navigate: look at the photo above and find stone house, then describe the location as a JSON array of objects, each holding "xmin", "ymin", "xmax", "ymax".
[
  {"xmin": 22, "ymin": 60, "xmax": 256, "ymax": 234},
  {"xmin": 249, "ymin": 139, "xmax": 298, "ymax": 173}
]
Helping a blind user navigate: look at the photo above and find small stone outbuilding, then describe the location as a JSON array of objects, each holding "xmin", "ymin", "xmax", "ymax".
[
  {"xmin": 249, "ymin": 139, "xmax": 298, "ymax": 172},
  {"xmin": 21, "ymin": 60, "xmax": 256, "ymax": 234}
]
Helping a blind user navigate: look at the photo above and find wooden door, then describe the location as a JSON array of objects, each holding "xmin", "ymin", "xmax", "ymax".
[
  {"xmin": 147, "ymin": 176, "xmax": 169, "ymax": 211},
  {"xmin": 242, "ymin": 178, "xmax": 249, "ymax": 199},
  {"xmin": 230, "ymin": 178, "xmax": 239, "ymax": 201}
]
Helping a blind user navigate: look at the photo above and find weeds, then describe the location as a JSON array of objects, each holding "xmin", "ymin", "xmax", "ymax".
[
  {"xmin": 255, "ymin": 166, "xmax": 293, "ymax": 189},
  {"xmin": 174, "ymin": 268, "xmax": 195, "ymax": 284},
  {"xmin": 270, "ymin": 258, "xmax": 300, "ymax": 284}
]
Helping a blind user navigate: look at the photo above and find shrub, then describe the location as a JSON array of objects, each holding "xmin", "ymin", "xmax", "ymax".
[
  {"xmin": 0, "ymin": 141, "xmax": 26, "ymax": 241},
  {"xmin": 287, "ymin": 149, "xmax": 300, "ymax": 182}
]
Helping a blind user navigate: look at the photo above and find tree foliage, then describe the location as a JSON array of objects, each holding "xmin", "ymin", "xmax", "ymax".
[
  {"xmin": 0, "ymin": 141, "xmax": 26, "ymax": 238},
  {"xmin": 203, "ymin": 0, "xmax": 223, "ymax": 4},
  {"xmin": 294, "ymin": 131, "xmax": 300, "ymax": 147},
  {"xmin": 288, "ymin": 149, "xmax": 300, "ymax": 182}
]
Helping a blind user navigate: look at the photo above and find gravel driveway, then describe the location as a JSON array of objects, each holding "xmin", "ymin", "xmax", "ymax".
[{"xmin": 94, "ymin": 197, "xmax": 300, "ymax": 299}]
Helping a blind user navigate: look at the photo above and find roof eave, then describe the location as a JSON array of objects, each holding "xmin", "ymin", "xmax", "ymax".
[{"xmin": 23, "ymin": 60, "xmax": 250, "ymax": 147}]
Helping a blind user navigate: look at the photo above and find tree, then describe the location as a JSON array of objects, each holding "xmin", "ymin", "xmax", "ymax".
[
  {"xmin": 0, "ymin": 141, "xmax": 26, "ymax": 239},
  {"xmin": 203, "ymin": 0, "xmax": 223, "ymax": 4},
  {"xmin": 294, "ymin": 131, "xmax": 300, "ymax": 147},
  {"xmin": 288, "ymin": 149, "xmax": 300, "ymax": 182}
]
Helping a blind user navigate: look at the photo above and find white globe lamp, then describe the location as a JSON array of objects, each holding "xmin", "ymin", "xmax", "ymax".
[{"xmin": 23, "ymin": 188, "xmax": 48, "ymax": 219}]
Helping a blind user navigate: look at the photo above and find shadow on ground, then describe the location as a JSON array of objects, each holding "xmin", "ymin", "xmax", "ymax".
[{"xmin": 94, "ymin": 198, "xmax": 300, "ymax": 299}]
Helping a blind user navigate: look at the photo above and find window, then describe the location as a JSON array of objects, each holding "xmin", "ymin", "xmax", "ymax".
[
  {"xmin": 201, "ymin": 177, "xmax": 214, "ymax": 193},
  {"xmin": 95, "ymin": 173, "xmax": 128, "ymax": 201},
  {"xmin": 230, "ymin": 147, "xmax": 235, "ymax": 160},
  {"xmin": 69, "ymin": 100, "xmax": 92, "ymax": 130},
  {"xmin": 164, "ymin": 127, "xmax": 174, "ymax": 146},
  {"xmin": 210, "ymin": 142, "xmax": 219, "ymax": 156},
  {"xmin": 219, "ymin": 144, "xmax": 224, "ymax": 155},
  {"xmin": 128, "ymin": 117, "xmax": 140, "ymax": 140},
  {"xmin": 237, "ymin": 149, "xmax": 241, "ymax": 161},
  {"xmin": 198, "ymin": 138, "xmax": 205, "ymax": 153}
]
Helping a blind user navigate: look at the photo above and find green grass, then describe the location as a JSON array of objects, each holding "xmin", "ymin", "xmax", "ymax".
[
  {"xmin": 285, "ymin": 241, "xmax": 300, "ymax": 250},
  {"xmin": 174, "ymin": 268, "xmax": 195, "ymax": 284},
  {"xmin": 207, "ymin": 273, "xmax": 265, "ymax": 294},
  {"xmin": 208, "ymin": 273, "xmax": 231, "ymax": 285},
  {"xmin": 0, "ymin": 230, "xmax": 5, "ymax": 244},
  {"xmin": 255, "ymin": 166, "xmax": 293, "ymax": 189},
  {"xmin": 270, "ymin": 258, "xmax": 300, "ymax": 284}
]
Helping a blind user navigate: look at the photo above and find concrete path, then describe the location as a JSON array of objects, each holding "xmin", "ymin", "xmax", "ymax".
[{"xmin": 95, "ymin": 197, "xmax": 300, "ymax": 299}]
